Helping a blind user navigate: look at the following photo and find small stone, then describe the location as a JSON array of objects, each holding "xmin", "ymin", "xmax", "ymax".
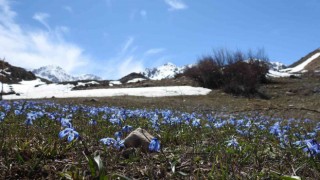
[
  {"xmin": 90, "ymin": 98, "xmax": 99, "ymax": 102},
  {"xmin": 285, "ymin": 91, "xmax": 295, "ymax": 96},
  {"xmin": 123, "ymin": 128, "xmax": 154, "ymax": 152}
]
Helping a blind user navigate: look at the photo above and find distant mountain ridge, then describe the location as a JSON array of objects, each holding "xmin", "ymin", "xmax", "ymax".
[
  {"xmin": 32, "ymin": 65, "xmax": 102, "ymax": 83},
  {"xmin": 6, "ymin": 48, "xmax": 320, "ymax": 84},
  {"xmin": 141, "ymin": 61, "xmax": 286, "ymax": 80},
  {"xmin": 141, "ymin": 62, "xmax": 188, "ymax": 80},
  {"xmin": 267, "ymin": 61, "xmax": 286, "ymax": 71}
]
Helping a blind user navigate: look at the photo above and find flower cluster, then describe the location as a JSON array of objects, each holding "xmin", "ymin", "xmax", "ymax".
[{"xmin": 1, "ymin": 100, "xmax": 319, "ymax": 158}]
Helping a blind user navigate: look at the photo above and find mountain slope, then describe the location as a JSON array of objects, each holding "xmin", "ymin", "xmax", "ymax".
[
  {"xmin": 283, "ymin": 48, "xmax": 320, "ymax": 73},
  {"xmin": 32, "ymin": 65, "xmax": 102, "ymax": 83},
  {"xmin": 0, "ymin": 61, "xmax": 36, "ymax": 83},
  {"xmin": 119, "ymin": 72, "xmax": 148, "ymax": 83}
]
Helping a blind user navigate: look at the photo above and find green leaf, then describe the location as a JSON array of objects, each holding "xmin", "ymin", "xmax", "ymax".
[
  {"xmin": 281, "ymin": 175, "xmax": 301, "ymax": 180},
  {"xmin": 88, "ymin": 157, "xmax": 97, "ymax": 177},
  {"xmin": 16, "ymin": 153, "xmax": 25, "ymax": 164}
]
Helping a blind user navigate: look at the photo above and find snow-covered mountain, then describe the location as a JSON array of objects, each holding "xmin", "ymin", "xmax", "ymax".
[
  {"xmin": 141, "ymin": 62, "xmax": 187, "ymax": 80},
  {"xmin": 281, "ymin": 48, "xmax": 320, "ymax": 73},
  {"xmin": 32, "ymin": 65, "xmax": 102, "ymax": 83},
  {"xmin": 77, "ymin": 74, "xmax": 102, "ymax": 81},
  {"xmin": 268, "ymin": 61, "xmax": 286, "ymax": 71},
  {"xmin": 32, "ymin": 66, "xmax": 75, "ymax": 82}
]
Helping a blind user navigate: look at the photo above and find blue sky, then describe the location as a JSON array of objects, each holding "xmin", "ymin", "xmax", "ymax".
[{"xmin": 0, "ymin": 0, "xmax": 319, "ymax": 79}]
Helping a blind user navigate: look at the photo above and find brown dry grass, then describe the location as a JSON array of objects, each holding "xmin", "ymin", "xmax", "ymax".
[{"xmin": 52, "ymin": 76, "xmax": 320, "ymax": 120}]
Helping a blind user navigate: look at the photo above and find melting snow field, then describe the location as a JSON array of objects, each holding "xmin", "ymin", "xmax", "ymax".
[
  {"xmin": 2, "ymin": 79, "xmax": 212, "ymax": 100},
  {"xmin": 267, "ymin": 70, "xmax": 292, "ymax": 78},
  {"xmin": 281, "ymin": 52, "xmax": 320, "ymax": 73}
]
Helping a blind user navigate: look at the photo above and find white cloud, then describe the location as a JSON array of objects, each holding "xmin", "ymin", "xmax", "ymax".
[
  {"xmin": 164, "ymin": 0, "xmax": 188, "ymax": 11},
  {"xmin": 0, "ymin": 0, "xmax": 169, "ymax": 80},
  {"xmin": 144, "ymin": 48, "xmax": 165, "ymax": 56},
  {"xmin": 33, "ymin": 12, "xmax": 50, "ymax": 30},
  {"xmin": 118, "ymin": 56, "xmax": 144, "ymax": 77},
  {"xmin": 0, "ymin": 0, "xmax": 90, "ymax": 74},
  {"xmin": 121, "ymin": 37, "xmax": 135, "ymax": 54},
  {"xmin": 63, "ymin": 6, "xmax": 73, "ymax": 13},
  {"xmin": 99, "ymin": 37, "xmax": 145, "ymax": 79},
  {"xmin": 100, "ymin": 55, "xmax": 145, "ymax": 79}
]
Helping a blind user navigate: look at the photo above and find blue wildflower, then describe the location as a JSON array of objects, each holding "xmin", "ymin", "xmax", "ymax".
[
  {"xmin": 47, "ymin": 112, "xmax": 57, "ymax": 120},
  {"xmin": 303, "ymin": 139, "xmax": 320, "ymax": 156},
  {"xmin": 228, "ymin": 118, "xmax": 236, "ymax": 125},
  {"xmin": 294, "ymin": 139, "xmax": 320, "ymax": 157},
  {"xmin": 100, "ymin": 137, "xmax": 116, "ymax": 146},
  {"xmin": 25, "ymin": 118, "xmax": 33, "ymax": 125},
  {"xmin": 122, "ymin": 125, "xmax": 133, "ymax": 133},
  {"xmin": 0, "ymin": 112, "xmax": 5, "ymax": 122},
  {"xmin": 236, "ymin": 119, "xmax": 245, "ymax": 126},
  {"xmin": 25, "ymin": 112, "xmax": 37, "ymax": 125},
  {"xmin": 269, "ymin": 122, "xmax": 281, "ymax": 136},
  {"xmin": 226, "ymin": 137, "xmax": 239, "ymax": 148},
  {"xmin": 102, "ymin": 114, "xmax": 108, "ymax": 120},
  {"xmin": 307, "ymin": 132, "xmax": 317, "ymax": 138},
  {"xmin": 114, "ymin": 131, "xmax": 122, "ymax": 141},
  {"xmin": 88, "ymin": 119, "xmax": 97, "ymax": 125},
  {"xmin": 60, "ymin": 118, "xmax": 72, "ymax": 128},
  {"xmin": 192, "ymin": 119, "xmax": 201, "ymax": 127},
  {"xmin": 100, "ymin": 137, "xmax": 125, "ymax": 150},
  {"xmin": 114, "ymin": 139, "xmax": 125, "ymax": 150},
  {"xmin": 14, "ymin": 109, "xmax": 23, "ymax": 115},
  {"xmin": 214, "ymin": 121, "xmax": 226, "ymax": 128},
  {"xmin": 109, "ymin": 117, "xmax": 120, "ymax": 125},
  {"xmin": 59, "ymin": 128, "xmax": 79, "ymax": 142},
  {"xmin": 149, "ymin": 138, "xmax": 160, "ymax": 152},
  {"xmin": 257, "ymin": 124, "xmax": 266, "ymax": 130}
]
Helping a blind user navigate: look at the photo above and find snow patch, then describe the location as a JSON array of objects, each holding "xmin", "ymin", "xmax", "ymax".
[
  {"xmin": 127, "ymin": 78, "xmax": 146, "ymax": 83},
  {"xmin": 2, "ymin": 79, "xmax": 211, "ymax": 99},
  {"xmin": 109, "ymin": 81, "xmax": 122, "ymax": 85},
  {"xmin": 76, "ymin": 81, "xmax": 99, "ymax": 87},
  {"xmin": 281, "ymin": 52, "xmax": 320, "ymax": 73},
  {"xmin": 267, "ymin": 70, "xmax": 292, "ymax": 78}
]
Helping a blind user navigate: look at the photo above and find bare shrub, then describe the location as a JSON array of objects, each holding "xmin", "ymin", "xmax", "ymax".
[
  {"xmin": 184, "ymin": 56, "xmax": 223, "ymax": 89},
  {"xmin": 183, "ymin": 48, "xmax": 270, "ymax": 97},
  {"xmin": 223, "ymin": 61, "xmax": 268, "ymax": 96}
]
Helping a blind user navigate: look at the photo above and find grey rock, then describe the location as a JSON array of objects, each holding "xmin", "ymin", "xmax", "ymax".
[{"xmin": 123, "ymin": 128, "xmax": 154, "ymax": 152}]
